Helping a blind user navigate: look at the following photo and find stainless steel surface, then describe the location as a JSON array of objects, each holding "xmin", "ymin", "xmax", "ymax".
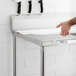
[
  {"xmin": 24, "ymin": 34, "xmax": 76, "ymax": 41},
  {"xmin": 40, "ymin": 46, "xmax": 44, "ymax": 76},
  {"xmin": 12, "ymin": 31, "xmax": 76, "ymax": 76},
  {"xmin": 13, "ymin": 36, "xmax": 16, "ymax": 76},
  {"xmin": 13, "ymin": 31, "xmax": 76, "ymax": 46},
  {"xmin": 11, "ymin": 13, "xmax": 76, "ymax": 76},
  {"xmin": 11, "ymin": 14, "xmax": 76, "ymax": 31}
]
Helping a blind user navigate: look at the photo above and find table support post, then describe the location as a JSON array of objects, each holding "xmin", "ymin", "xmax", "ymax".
[
  {"xmin": 13, "ymin": 36, "xmax": 16, "ymax": 76},
  {"xmin": 40, "ymin": 46, "xmax": 44, "ymax": 76}
]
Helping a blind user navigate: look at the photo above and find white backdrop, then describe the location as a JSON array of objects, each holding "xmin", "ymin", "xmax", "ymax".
[
  {"xmin": 0, "ymin": 0, "xmax": 76, "ymax": 76},
  {"xmin": 18, "ymin": 0, "xmax": 76, "ymax": 14}
]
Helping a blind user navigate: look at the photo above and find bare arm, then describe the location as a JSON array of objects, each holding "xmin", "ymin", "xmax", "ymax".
[
  {"xmin": 56, "ymin": 17, "xmax": 76, "ymax": 36},
  {"xmin": 69, "ymin": 17, "xmax": 76, "ymax": 25}
]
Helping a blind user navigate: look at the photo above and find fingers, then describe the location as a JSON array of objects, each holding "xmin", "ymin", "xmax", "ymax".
[
  {"xmin": 67, "ymin": 32, "xmax": 69, "ymax": 35},
  {"xmin": 56, "ymin": 22, "xmax": 70, "ymax": 36},
  {"xmin": 60, "ymin": 30, "xmax": 69, "ymax": 36}
]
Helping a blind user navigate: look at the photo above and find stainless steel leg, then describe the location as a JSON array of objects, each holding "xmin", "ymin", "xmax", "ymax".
[
  {"xmin": 40, "ymin": 46, "xmax": 44, "ymax": 76},
  {"xmin": 13, "ymin": 36, "xmax": 16, "ymax": 76}
]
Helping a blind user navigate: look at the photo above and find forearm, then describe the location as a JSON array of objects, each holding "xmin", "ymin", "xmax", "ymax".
[{"xmin": 68, "ymin": 17, "xmax": 76, "ymax": 26}]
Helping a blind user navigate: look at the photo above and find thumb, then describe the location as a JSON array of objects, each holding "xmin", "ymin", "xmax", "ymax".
[
  {"xmin": 56, "ymin": 22, "xmax": 63, "ymax": 28},
  {"xmin": 56, "ymin": 24, "xmax": 61, "ymax": 28}
]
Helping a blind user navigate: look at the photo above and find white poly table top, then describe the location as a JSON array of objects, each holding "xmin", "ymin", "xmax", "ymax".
[{"xmin": 14, "ymin": 28, "xmax": 76, "ymax": 46}]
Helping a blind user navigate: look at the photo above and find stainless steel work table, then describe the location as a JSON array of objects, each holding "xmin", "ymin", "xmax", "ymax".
[{"xmin": 12, "ymin": 30, "xmax": 76, "ymax": 76}]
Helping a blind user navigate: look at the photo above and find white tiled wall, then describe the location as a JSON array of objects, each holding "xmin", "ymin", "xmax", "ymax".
[
  {"xmin": 16, "ymin": 38, "xmax": 76, "ymax": 76},
  {"xmin": 44, "ymin": 0, "xmax": 76, "ymax": 13},
  {"xmin": 21, "ymin": 0, "xmax": 76, "ymax": 14},
  {"xmin": 45, "ymin": 43, "xmax": 76, "ymax": 76},
  {"xmin": 16, "ymin": 38, "xmax": 40, "ymax": 76},
  {"xmin": 0, "ymin": 0, "xmax": 16, "ymax": 76},
  {"xmin": 1, "ymin": 0, "xmax": 76, "ymax": 76}
]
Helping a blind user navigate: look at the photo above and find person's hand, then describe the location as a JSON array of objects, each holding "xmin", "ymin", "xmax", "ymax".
[{"xmin": 56, "ymin": 21, "xmax": 72, "ymax": 36}]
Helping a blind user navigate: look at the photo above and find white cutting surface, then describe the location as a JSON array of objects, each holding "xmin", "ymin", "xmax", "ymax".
[
  {"xmin": 16, "ymin": 26, "xmax": 76, "ymax": 35},
  {"xmin": 15, "ymin": 28, "xmax": 76, "ymax": 43},
  {"xmin": 16, "ymin": 28, "xmax": 61, "ymax": 35}
]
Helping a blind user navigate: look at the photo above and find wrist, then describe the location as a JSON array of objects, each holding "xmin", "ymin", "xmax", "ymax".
[
  {"xmin": 68, "ymin": 20, "xmax": 74, "ymax": 26},
  {"xmin": 68, "ymin": 17, "xmax": 76, "ymax": 26}
]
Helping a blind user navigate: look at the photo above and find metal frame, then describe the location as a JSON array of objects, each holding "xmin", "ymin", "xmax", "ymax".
[
  {"xmin": 11, "ymin": 15, "xmax": 76, "ymax": 76},
  {"xmin": 13, "ymin": 36, "xmax": 16, "ymax": 76},
  {"xmin": 13, "ymin": 35, "xmax": 45, "ymax": 76},
  {"xmin": 40, "ymin": 46, "xmax": 45, "ymax": 76}
]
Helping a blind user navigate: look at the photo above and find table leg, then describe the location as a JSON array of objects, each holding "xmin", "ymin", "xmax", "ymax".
[
  {"xmin": 40, "ymin": 46, "xmax": 44, "ymax": 76},
  {"xmin": 13, "ymin": 36, "xmax": 16, "ymax": 76}
]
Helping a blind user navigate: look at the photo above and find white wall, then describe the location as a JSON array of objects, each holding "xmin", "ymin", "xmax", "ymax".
[
  {"xmin": 0, "ymin": 0, "xmax": 16, "ymax": 76},
  {"xmin": 21, "ymin": 0, "xmax": 76, "ymax": 14},
  {"xmin": 0, "ymin": 0, "xmax": 76, "ymax": 76},
  {"xmin": 16, "ymin": 37, "xmax": 76, "ymax": 76}
]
